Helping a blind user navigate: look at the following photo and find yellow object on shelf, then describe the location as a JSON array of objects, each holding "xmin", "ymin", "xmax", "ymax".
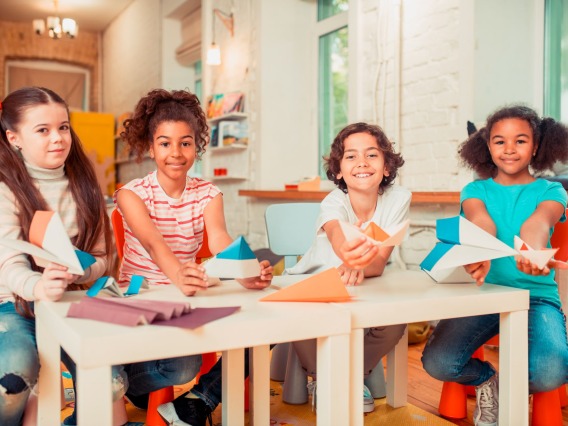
[{"xmin": 70, "ymin": 111, "xmax": 115, "ymax": 196}]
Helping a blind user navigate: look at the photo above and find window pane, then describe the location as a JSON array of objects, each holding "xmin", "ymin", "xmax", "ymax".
[
  {"xmin": 318, "ymin": 0, "xmax": 348, "ymax": 21},
  {"xmin": 319, "ymin": 27, "xmax": 348, "ymax": 177},
  {"xmin": 544, "ymin": 0, "xmax": 568, "ymax": 122}
]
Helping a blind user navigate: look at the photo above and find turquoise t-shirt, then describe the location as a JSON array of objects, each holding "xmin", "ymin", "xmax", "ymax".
[{"xmin": 460, "ymin": 178, "xmax": 567, "ymax": 304}]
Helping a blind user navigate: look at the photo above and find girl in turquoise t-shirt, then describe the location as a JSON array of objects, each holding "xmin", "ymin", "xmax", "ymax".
[{"xmin": 422, "ymin": 105, "xmax": 568, "ymax": 426}]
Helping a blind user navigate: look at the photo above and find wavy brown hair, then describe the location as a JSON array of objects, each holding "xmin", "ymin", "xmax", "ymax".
[
  {"xmin": 121, "ymin": 89, "xmax": 209, "ymax": 161},
  {"xmin": 324, "ymin": 122, "xmax": 404, "ymax": 194},
  {"xmin": 0, "ymin": 87, "xmax": 112, "ymax": 317},
  {"xmin": 458, "ymin": 105, "xmax": 568, "ymax": 179}
]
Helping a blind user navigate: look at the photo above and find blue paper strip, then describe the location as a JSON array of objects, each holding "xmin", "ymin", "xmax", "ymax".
[
  {"xmin": 124, "ymin": 275, "xmax": 145, "ymax": 296},
  {"xmin": 436, "ymin": 216, "xmax": 461, "ymax": 244},
  {"xmin": 75, "ymin": 249, "xmax": 96, "ymax": 270},
  {"xmin": 86, "ymin": 276, "xmax": 108, "ymax": 297},
  {"xmin": 419, "ymin": 243, "xmax": 454, "ymax": 271},
  {"xmin": 216, "ymin": 236, "xmax": 256, "ymax": 260}
]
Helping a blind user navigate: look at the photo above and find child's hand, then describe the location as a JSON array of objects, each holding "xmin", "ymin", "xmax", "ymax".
[
  {"xmin": 339, "ymin": 236, "xmax": 378, "ymax": 270},
  {"xmin": 34, "ymin": 263, "xmax": 75, "ymax": 301},
  {"xmin": 516, "ymin": 256, "xmax": 551, "ymax": 276},
  {"xmin": 175, "ymin": 261, "xmax": 210, "ymax": 296},
  {"xmin": 464, "ymin": 260, "xmax": 490, "ymax": 286},
  {"xmin": 337, "ymin": 264, "xmax": 365, "ymax": 286},
  {"xmin": 237, "ymin": 260, "xmax": 273, "ymax": 290},
  {"xmin": 548, "ymin": 259, "xmax": 568, "ymax": 270}
]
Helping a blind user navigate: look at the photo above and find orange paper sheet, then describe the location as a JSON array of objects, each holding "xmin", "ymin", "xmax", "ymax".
[
  {"xmin": 260, "ymin": 268, "xmax": 352, "ymax": 302},
  {"xmin": 364, "ymin": 222, "xmax": 390, "ymax": 242}
]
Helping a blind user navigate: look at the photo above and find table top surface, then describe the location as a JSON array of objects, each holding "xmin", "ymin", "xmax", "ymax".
[{"xmin": 36, "ymin": 270, "xmax": 529, "ymax": 367}]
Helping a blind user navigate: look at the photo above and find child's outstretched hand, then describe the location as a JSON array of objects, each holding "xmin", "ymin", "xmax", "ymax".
[
  {"xmin": 175, "ymin": 260, "xmax": 210, "ymax": 296},
  {"xmin": 337, "ymin": 264, "xmax": 365, "ymax": 286},
  {"xmin": 34, "ymin": 263, "xmax": 75, "ymax": 301},
  {"xmin": 237, "ymin": 260, "xmax": 273, "ymax": 290},
  {"xmin": 464, "ymin": 260, "xmax": 490, "ymax": 286},
  {"xmin": 516, "ymin": 256, "xmax": 553, "ymax": 276},
  {"xmin": 548, "ymin": 259, "xmax": 568, "ymax": 270},
  {"xmin": 339, "ymin": 236, "xmax": 378, "ymax": 270}
]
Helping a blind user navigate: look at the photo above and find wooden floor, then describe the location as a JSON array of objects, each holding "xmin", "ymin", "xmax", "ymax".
[{"xmin": 61, "ymin": 339, "xmax": 568, "ymax": 425}]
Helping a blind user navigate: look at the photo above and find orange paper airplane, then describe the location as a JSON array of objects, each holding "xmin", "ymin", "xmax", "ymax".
[{"xmin": 260, "ymin": 268, "xmax": 352, "ymax": 302}]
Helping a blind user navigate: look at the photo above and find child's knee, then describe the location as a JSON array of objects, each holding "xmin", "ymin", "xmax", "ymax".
[{"xmin": 161, "ymin": 355, "xmax": 202, "ymax": 384}]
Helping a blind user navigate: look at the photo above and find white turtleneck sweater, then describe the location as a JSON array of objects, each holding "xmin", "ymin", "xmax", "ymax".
[{"xmin": 0, "ymin": 162, "xmax": 108, "ymax": 302}]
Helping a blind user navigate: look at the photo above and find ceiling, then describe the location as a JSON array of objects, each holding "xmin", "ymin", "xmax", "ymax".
[{"xmin": 0, "ymin": 0, "xmax": 136, "ymax": 32}]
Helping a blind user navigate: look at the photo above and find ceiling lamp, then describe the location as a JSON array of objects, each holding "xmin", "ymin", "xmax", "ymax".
[
  {"xmin": 33, "ymin": 0, "xmax": 78, "ymax": 39},
  {"xmin": 206, "ymin": 8, "xmax": 234, "ymax": 66}
]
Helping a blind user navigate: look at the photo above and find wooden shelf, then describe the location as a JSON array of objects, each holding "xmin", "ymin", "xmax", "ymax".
[
  {"xmin": 207, "ymin": 112, "xmax": 247, "ymax": 124},
  {"xmin": 238, "ymin": 190, "xmax": 460, "ymax": 204},
  {"xmin": 209, "ymin": 176, "xmax": 248, "ymax": 182},
  {"xmin": 208, "ymin": 144, "xmax": 247, "ymax": 153}
]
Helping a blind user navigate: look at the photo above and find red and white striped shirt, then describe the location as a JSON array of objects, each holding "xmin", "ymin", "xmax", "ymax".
[{"xmin": 114, "ymin": 171, "xmax": 220, "ymax": 285}]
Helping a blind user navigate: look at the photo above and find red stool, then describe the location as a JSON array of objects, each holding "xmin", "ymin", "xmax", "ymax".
[
  {"xmin": 532, "ymin": 387, "xmax": 563, "ymax": 426},
  {"xmin": 438, "ymin": 346, "xmax": 486, "ymax": 419},
  {"xmin": 146, "ymin": 386, "xmax": 175, "ymax": 426}
]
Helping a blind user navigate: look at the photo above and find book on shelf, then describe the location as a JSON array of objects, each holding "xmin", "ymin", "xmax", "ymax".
[
  {"xmin": 206, "ymin": 92, "xmax": 245, "ymax": 119},
  {"xmin": 218, "ymin": 121, "xmax": 248, "ymax": 146}
]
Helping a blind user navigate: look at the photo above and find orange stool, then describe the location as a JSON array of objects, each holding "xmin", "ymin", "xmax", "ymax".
[
  {"xmin": 146, "ymin": 386, "xmax": 175, "ymax": 426},
  {"xmin": 532, "ymin": 387, "xmax": 564, "ymax": 426},
  {"xmin": 559, "ymin": 384, "xmax": 568, "ymax": 408},
  {"xmin": 438, "ymin": 346, "xmax": 486, "ymax": 419},
  {"xmin": 196, "ymin": 352, "xmax": 218, "ymax": 383}
]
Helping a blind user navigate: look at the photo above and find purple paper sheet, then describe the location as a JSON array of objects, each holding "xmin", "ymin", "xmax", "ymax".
[
  {"xmin": 153, "ymin": 306, "xmax": 241, "ymax": 329},
  {"xmin": 66, "ymin": 296, "xmax": 240, "ymax": 328}
]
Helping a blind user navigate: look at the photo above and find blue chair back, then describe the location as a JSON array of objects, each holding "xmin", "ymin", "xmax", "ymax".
[{"xmin": 265, "ymin": 202, "xmax": 321, "ymax": 268}]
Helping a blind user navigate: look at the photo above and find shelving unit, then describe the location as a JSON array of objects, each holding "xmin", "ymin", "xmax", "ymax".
[{"xmin": 204, "ymin": 112, "xmax": 249, "ymax": 184}]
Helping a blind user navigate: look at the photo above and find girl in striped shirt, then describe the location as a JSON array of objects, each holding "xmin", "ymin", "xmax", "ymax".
[{"xmin": 115, "ymin": 88, "xmax": 273, "ymax": 426}]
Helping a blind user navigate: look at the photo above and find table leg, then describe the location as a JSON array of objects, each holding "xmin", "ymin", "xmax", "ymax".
[
  {"xmin": 349, "ymin": 329, "xmax": 364, "ymax": 426},
  {"xmin": 386, "ymin": 325, "xmax": 408, "ymax": 408},
  {"xmin": 316, "ymin": 333, "xmax": 349, "ymax": 426},
  {"xmin": 222, "ymin": 348, "xmax": 245, "ymax": 426},
  {"xmin": 499, "ymin": 310, "xmax": 528, "ymax": 426},
  {"xmin": 36, "ymin": 316, "xmax": 61, "ymax": 426},
  {"xmin": 77, "ymin": 365, "xmax": 112, "ymax": 426},
  {"xmin": 250, "ymin": 345, "xmax": 270, "ymax": 425}
]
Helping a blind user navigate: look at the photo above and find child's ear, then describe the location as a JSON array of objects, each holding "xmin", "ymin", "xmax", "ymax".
[
  {"xmin": 149, "ymin": 146, "xmax": 155, "ymax": 159},
  {"xmin": 5, "ymin": 129, "xmax": 18, "ymax": 147},
  {"xmin": 383, "ymin": 167, "xmax": 390, "ymax": 177},
  {"xmin": 336, "ymin": 172, "xmax": 343, "ymax": 180}
]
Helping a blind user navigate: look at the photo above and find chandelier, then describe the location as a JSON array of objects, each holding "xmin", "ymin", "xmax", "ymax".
[{"xmin": 33, "ymin": 0, "xmax": 78, "ymax": 39}]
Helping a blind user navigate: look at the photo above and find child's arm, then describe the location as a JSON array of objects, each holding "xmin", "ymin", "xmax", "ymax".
[
  {"xmin": 117, "ymin": 190, "xmax": 208, "ymax": 296},
  {"xmin": 203, "ymin": 194, "xmax": 272, "ymax": 289},
  {"xmin": 516, "ymin": 200, "xmax": 565, "ymax": 276},
  {"xmin": 462, "ymin": 198, "xmax": 495, "ymax": 285}
]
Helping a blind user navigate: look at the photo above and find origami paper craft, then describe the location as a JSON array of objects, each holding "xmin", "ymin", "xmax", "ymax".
[
  {"xmin": 0, "ymin": 211, "xmax": 95, "ymax": 275},
  {"xmin": 420, "ymin": 216, "xmax": 558, "ymax": 283},
  {"xmin": 203, "ymin": 236, "xmax": 260, "ymax": 279},
  {"xmin": 67, "ymin": 296, "xmax": 240, "ymax": 328},
  {"xmin": 339, "ymin": 219, "xmax": 410, "ymax": 247},
  {"xmin": 260, "ymin": 268, "xmax": 352, "ymax": 302},
  {"xmin": 86, "ymin": 275, "xmax": 149, "ymax": 298}
]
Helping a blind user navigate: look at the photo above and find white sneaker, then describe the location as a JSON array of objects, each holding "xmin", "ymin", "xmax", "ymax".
[
  {"xmin": 307, "ymin": 381, "xmax": 375, "ymax": 413},
  {"xmin": 473, "ymin": 373, "xmax": 499, "ymax": 426},
  {"xmin": 363, "ymin": 384, "xmax": 375, "ymax": 413}
]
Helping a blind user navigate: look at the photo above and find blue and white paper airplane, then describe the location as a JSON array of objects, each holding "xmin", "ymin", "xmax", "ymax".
[
  {"xmin": 203, "ymin": 236, "xmax": 261, "ymax": 279},
  {"xmin": 420, "ymin": 216, "xmax": 557, "ymax": 283}
]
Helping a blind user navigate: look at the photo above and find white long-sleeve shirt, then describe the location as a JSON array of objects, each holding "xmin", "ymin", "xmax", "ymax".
[{"xmin": 0, "ymin": 162, "xmax": 107, "ymax": 302}]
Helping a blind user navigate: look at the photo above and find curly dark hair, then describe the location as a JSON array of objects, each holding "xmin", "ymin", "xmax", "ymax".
[
  {"xmin": 458, "ymin": 105, "xmax": 568, "ymax": 179},
  {"xmin": 121, "ymin": 89, "xmax": 209, "ymax": 161},
  {"xmin": 324, "ymin": 122, "xmax": 404, "ymax": 194}
]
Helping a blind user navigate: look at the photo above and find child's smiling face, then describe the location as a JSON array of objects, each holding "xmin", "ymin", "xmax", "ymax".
[
  {"xmin": 337, "ymin": 132, "xmax": 389, "ymax": 193},
  {"xmin": 150, "ymin": 120, "xmax": 196, "ymax": 182},
  {"xmin": 488, "ymin": 117, "xmax": 536, "ymax": 184}
]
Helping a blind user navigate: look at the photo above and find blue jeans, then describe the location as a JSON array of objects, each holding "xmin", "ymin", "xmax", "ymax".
[
  {"xmin": 190, "ymin": 348, "xmax": 253, "ymax": 410},
  {"xmin": 422, "ymin": 298, "xmax": 568, "ymax": 393},
  {"xmin": 61, "ymin": 349, "xmax": 201, "ymax": 423},
  {"xmin": 0, "ymin": 302, "xmax": 39, "ymax": 426}
]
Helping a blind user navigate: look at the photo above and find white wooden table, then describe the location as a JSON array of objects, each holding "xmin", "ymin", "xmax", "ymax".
[
  {"xmin": 338, "ymin": 268, "xmax": 530, "ymax": 426},
  {"xmin": 35, "ymin": 277, "xmax": 351, "ymax": 426}
]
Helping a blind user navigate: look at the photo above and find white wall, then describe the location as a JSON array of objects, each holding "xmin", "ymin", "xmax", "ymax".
[{"xmin": 102, "ymin": 0, "xmax": 162, "ymax": 114}]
